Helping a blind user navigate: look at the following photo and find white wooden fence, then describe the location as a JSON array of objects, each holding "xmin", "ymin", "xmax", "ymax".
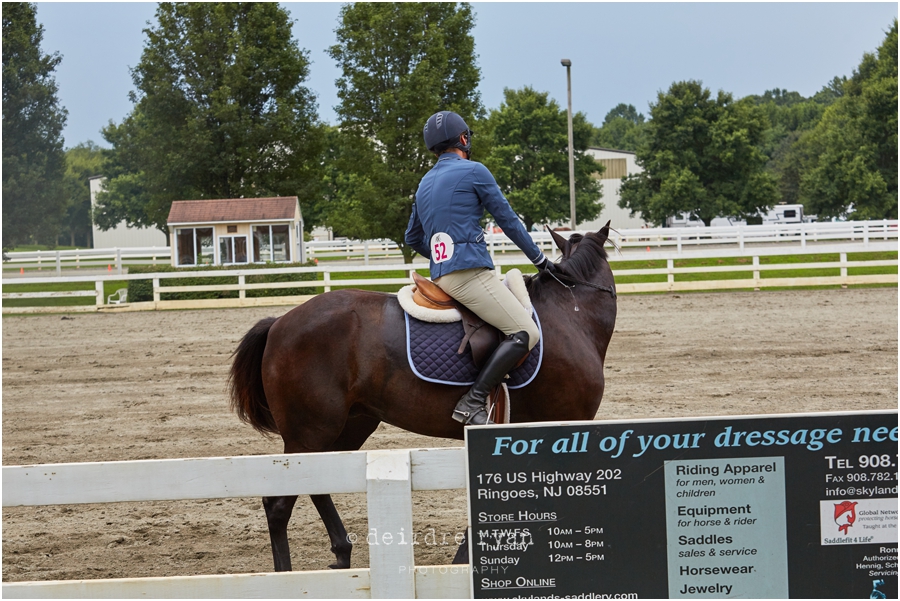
[
  {"xmin": 2, "ymin": 241, "xmax": 896, "ymax": 314},
  {"xmin": 2, "ymin": 448, "xmax": 471, "ymax": 599},
  {"xmin": 4, "ymin": 220, "xmax": 897, "ymax": 272},
  {"xmin": 3, "ymin": 246, "xmax": 170, "ymax": 275}
]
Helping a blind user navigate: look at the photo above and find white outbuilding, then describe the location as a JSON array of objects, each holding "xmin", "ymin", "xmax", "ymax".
[
  {"xmin": 166, "ymin": 196, "xmax": 305, "ymax": 267},
  {"xmin": 90, "ymin": 176, "xmax": 168, "ymax": 248},
  {"xmin": 578, "ymin": 147, "xmax": 649, "ymax": 232}
]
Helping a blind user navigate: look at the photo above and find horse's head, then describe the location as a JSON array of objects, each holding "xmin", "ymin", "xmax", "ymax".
[{"xmin": 528, "ymin": 222, "xmax": 616, "ymax": 305}]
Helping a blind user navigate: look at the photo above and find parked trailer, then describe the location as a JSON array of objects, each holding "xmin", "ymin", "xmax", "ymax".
[{"xmin": 665, "ymin": 204, "xmax": 808, "ymax": 228}]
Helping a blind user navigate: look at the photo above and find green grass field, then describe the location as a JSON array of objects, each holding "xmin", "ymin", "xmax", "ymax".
[
  {"xmin": 2, "ymin": 280, "xmax": 128, "ymax": 307},
  {"xmin": 3, "ymin": 251, "xmax": 895, "ymax": 310}
]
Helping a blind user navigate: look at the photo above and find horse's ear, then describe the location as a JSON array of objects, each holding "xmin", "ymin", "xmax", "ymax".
[
  {"xmin": 546, "ymin": 227, "xmax": 569, "ymax": 255},
  {"xmin": 595, "ymin": 220, "xmax": 611, "ymax": 245}
]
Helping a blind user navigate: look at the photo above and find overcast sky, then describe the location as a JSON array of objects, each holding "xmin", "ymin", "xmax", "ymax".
[{"xmin": 34, "ymin": 2, "xmax": 898, "ymax": 149}]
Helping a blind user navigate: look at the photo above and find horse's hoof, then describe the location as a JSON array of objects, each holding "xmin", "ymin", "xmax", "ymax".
[{"xmin": 328, "ymin": 558, "xmax": 351, "ymax": 569}]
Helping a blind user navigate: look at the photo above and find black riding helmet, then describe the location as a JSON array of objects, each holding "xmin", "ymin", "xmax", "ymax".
[{"xmin": 423, "ymin": 111, "xmax": 472, "ymax": 156}]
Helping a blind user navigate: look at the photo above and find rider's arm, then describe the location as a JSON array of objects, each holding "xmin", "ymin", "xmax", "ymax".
[
  {"xmin": 470, "ymin": 163, "xmax": 548, "ymax": 268},
  {"xmin": 405, "ymin": 203, "xmax": 431, "ymax": 259}
]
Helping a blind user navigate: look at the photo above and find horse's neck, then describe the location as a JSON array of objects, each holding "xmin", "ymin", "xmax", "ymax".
[{"xmin": 535, "ymin": 287, "xmax": 614, "ymax": 348}]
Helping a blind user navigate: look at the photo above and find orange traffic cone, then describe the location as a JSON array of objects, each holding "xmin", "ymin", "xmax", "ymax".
[
  {"xmin": 20, "ymin": 267, "xmax": 24, "ymax": 274},
  {"xmin": 646, "ymin": 246, "xmax": 651, "ymax": 252},
  {"xmin": 108, "ymin": 264, "xmax": 112, "ymax": 271}
]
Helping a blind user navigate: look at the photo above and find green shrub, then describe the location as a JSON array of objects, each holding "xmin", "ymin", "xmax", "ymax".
[{"xmin": 127, "ymin": 262, "xmax": 318, "ymax": 302}]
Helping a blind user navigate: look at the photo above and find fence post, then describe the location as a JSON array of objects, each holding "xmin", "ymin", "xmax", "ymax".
[
  {"xmin": 753, "ymin": 256, "xmax": 760, "ymax": 290},
  {"xmin": 324, "ymin": 270, "xmax": 331, "ymax": 293},
  {"xmin": 153, "ymin": 278, "xmax": 161, "ymax": 304},
  {"xmin": 738, "ymin": 228, "xmax": 744, "ymax": 251},
  {"xmin": 366, "ymin": 450, "xmax": 416, "ymax": 599},
  {"xmin": 116, "ymin": 248, "xmax": 123, "ymax": 275},
  {"xmin": 863, "ymin": 223, "xmax": 869, "ymax": 247},
  {"xmin": 238, "ymin": 275, "xmax": 246, "ymax": 301},
  {"xmin": 489, "ymin": 225, "xmax": 496, "ymax": 259},
  {"xmin": 37, "ymin": 250, "xmax": 42, "ymax": 271},
  {"xmin": 667, "ymin": 259, "xmax": 674, "ymax": 291},
  {"xmin": 800, "ymin": 225, "xmax": 806, "ymax": 249},
  {"xmin": 95, "ymin": 280, "xmax": 104, "ymax": 307},
  {"xmin": 364, "ymin": 241, "xmax": 370, "ymax": 266},
  {"xmin": 676, "ymin": 232, "xmax": 682, "ymax": 254},
  {"xmin": 840, "ymin": 252, "xmax": 848, "ymax": 287},
  {"xmin": 56, "ymin": 251, "xmax": 61, "ymax": 276}
]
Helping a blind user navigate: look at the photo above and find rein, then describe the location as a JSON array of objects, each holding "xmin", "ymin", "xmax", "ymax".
[{"xmin": 546, "ymin": 270, "xmax": 617, "ymax": 312}]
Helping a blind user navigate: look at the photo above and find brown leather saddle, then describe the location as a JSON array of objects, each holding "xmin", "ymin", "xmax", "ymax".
[
  {"xmin": 412, "ymin": 272, "xmax": 503, "ymax": 368},
  {"xmin": 411, "ymin": 272, "xmax": 516, "ymax": 424}
]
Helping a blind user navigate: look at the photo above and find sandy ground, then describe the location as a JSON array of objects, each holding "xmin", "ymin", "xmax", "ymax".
[{"xmin": 2, "ymin": 287, "xmax": 897, "ymax": 582}]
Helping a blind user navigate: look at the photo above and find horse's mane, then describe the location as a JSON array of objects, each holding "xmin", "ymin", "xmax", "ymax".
[{"xmin": 526, "ymin": 232, "xmax": 609, "ymax": 302}]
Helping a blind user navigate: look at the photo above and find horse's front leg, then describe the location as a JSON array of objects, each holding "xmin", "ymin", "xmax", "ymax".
[
  {"xmin": 311, "ymin": 494, "xmax": 353, "ymax": 569},
  {"xmin": 262, "ymin": 495, "xmax": 299, "ymax": 571},
  {"xmin": 452, "ymin": 528, "xmax": 469, "ymax": 564}
]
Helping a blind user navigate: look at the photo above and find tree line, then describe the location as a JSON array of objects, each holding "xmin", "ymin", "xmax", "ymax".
[
  {"xmin": 596, "ymin": 19, "xmax": 897, "ymax": 226},
  {"xmin": 3, "ymin": 3, "xmax": 896, "ymax": 253}
]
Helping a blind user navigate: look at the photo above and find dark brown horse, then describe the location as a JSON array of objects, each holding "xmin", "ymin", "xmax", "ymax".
[{"xmin": 229, "ymin": 224, "xmax": 617, "ymax": 572}]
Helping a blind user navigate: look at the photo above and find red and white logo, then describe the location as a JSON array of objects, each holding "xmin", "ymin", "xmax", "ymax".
[{"xmin": 833, "ymin": 501, "xmax": 858, "ymax": 535}]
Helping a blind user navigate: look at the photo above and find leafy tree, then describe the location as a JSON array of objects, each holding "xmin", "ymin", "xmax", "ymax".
[
  {"xmin": 746, "ymin": 88, "xmax": 831, "ymax": 206},
  {"xmin": 591, "ymin": 103, "xmax": 646, "ymax": 151},
  {"xmin": 2, "ymin": 2, "xmax": 68, "ymax": 249},
  {"xmin": 325, "ymin": 2, "xmax": 481, "ymax": 262},
  {"xmin": 483, "ymin": 86, "xmax": 601, "ymax": 231},
  {"xmin": 60, "ymin": 141, "xmax": 105, "ymax": 247},
  {"xmin": 97, "ymin": 2, "xmax": 323, "ymax": 236},
  {"xmin": 619, "ymin": 80, "xmax": 777, "ymax": 226},
  {"xmin": 799, "ymin": 19, "xmax": 897, "ymax": 220},
  {"xmin": 812, "ymin": 76, "xmax": 848, "ymax": 105}
]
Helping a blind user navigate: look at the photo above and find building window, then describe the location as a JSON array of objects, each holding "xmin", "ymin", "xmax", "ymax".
[
  {"xmin": 596, "ymin": 158, "xmax": 628, "ymax": 180},
  {"xmin": 252, "ymin": 224, "xmax": 291, "ymax": 263},
  {"xmin": 175, "ymin": 227, "xmax": 214, "ymax": 266},
  {"xmin": 219, "ymin": 236, "xmax": 249, "ymax": 265}
]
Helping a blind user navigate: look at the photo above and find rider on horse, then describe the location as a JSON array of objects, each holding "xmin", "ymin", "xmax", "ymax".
[{"xmin": 405, "ymin": 110, "xmax": 558, "ymax": 426}]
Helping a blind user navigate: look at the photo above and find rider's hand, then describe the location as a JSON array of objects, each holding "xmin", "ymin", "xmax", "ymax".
[{"xmin": 537, "ymin": 257, "xmax": 558, "ymax": 275}]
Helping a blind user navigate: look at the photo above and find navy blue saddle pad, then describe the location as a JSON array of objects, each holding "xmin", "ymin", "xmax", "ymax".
[{"xmin": 404, "ymin": 309, "xmax": 542, "ymax": 388}]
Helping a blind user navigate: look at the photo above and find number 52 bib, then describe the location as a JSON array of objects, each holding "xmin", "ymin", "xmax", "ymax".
[{"xmin": 430, "ymin": 232, "xmax": 455, "ymax": 264}]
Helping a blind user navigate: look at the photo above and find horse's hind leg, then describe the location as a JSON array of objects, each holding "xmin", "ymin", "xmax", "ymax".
[
  {"xmin": 311, "ymin": 412, "xmax": 382, "ymax": 569},
  {"xmin": 263, "ymin": 495, "xmax": 299, "ymax": 572},
  {"xmin": 262, "ymin": 491, "xmax": 350, "ymax": 571},
  {"xmin": 311, "ymin": 494, "xmax": 353, "ymax": 569}
]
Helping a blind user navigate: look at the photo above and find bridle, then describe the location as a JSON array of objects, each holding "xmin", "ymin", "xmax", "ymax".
[
  {"xmin": 550, "ymin": 271, "xmax": 617, "ymax": 298},
  {"xmin": 545, "ymin": 269, "xmax": 616, "ymax": 312}
]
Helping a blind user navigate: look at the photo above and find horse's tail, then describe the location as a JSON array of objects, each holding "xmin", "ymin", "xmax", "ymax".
[{"xmin": 229, "ymin": 316, "xmax": 280, "ymax": 436}]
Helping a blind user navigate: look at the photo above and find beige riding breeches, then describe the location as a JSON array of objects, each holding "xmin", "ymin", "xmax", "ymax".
[{"xmin": 435, "ymin": 267, "xmax": 540, "ymax": 350}]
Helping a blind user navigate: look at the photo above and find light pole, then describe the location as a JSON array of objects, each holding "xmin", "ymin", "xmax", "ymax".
[{"xmin": 561, "ymin": 58, "xmax": 576, "ymax": 230}]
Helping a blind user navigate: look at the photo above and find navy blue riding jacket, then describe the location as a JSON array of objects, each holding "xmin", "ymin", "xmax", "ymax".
[{"xmin": 405, "ymin": 154, "xmax": 546, "ymax": 279}]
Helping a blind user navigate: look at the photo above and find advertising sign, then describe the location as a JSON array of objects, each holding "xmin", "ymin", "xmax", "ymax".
[{"xmin": 465, "ymin": 411, "xmax": 897, "ymax": 599}]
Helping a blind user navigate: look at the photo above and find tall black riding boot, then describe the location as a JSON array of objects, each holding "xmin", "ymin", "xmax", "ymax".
[{"xmin": 452, "ymin": 330, "xmax": 530, "ymax": 425}]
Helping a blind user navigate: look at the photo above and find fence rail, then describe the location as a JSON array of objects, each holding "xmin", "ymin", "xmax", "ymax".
[
  {"xmin": 2, "ymin": 240, "xmax": 897, "ymax": 313},
  {"xmin": 2, "ymin": 448, "xmax": 470, "ymax": 599},
  {"xmin": 4, "ymin": 221, "xmax": 897, "ymax": 273}
]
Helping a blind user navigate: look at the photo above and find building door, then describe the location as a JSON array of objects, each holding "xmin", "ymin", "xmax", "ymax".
[{"xmin": 219, "ymin": 236, "xmax": 248, "ymax": 265}]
